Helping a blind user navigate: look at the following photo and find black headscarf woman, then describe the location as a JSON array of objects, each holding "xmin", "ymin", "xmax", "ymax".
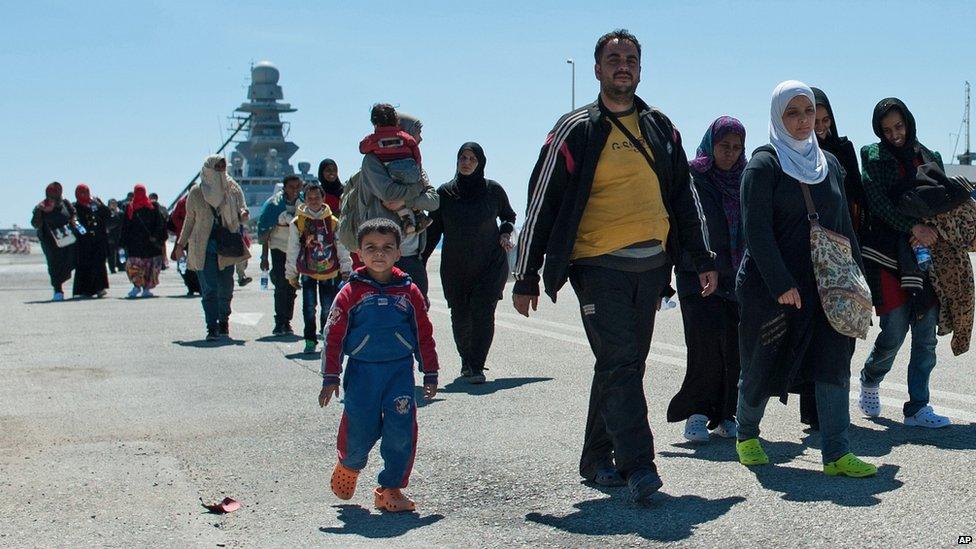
[
  {"xmin": 31, "ymin": 182, "xmax": 78, "ymax": 300},
  {"xmin": 812, "ymin": 87, "xmax": 867, "ymax": 233},
  {"xmin": 422, "ymin": 142, "xmax": 517, "ymax": 383},
  {"xmin": 318, "ymin": 158, "xmax": 343, "ymax": 213},
  {"xmin": 872, "ymin": 97, "xmax": 927, "ymax": 169}
]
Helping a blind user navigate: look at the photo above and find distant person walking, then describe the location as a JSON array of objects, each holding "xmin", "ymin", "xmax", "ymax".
[
  {"xmin": 105, "ymin": 198, "xmax": 124, "ymax": 273},
  {"xmin": 422, "ymin": 142, "xmax": 516, "ymax": 384},
  {"xmin": 120, "ymin": 184, "xmax": 167, "ymax": 298},
  {"xmin": 512, "ymin": 30, "xmax": 717, "ymax": 502},
  {"xmin": 31, "ymin": 182, "xmax": 77, "ymax": 301},
  {"xmin": 71, "ymin": 183, "xmax": 110, "ymax": 298},
  {"xmin": 175, "ymin": 155, "xmax": 251, "ymax": 341},
  {"xmin": 734, "ymin": 80, "xmax": 875, "ymax": 477},
  {"xmin": 258, "ymin": 174, "xmax": 302, "ymax": 335},
  {"xmin": 167, "ymin": 194, "xmax": 202, "ymax": 296},
  {"xmin": 666, "ymin": 117, "xmax": 746, "ymax": 442}
]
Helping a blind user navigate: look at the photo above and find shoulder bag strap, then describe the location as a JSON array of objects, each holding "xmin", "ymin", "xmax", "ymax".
[
  {"xmin": 607, "ymin": 113, "xmax": 656, "ymax": 173},
  {"xmin": 798, "ymin": 183, "xmax": 820, "ymax": 226}
]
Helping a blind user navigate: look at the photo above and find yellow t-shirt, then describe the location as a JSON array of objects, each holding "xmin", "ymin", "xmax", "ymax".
[{"xmin": 571, "ymin": 111, "xmax": 670, "ymax": 260}]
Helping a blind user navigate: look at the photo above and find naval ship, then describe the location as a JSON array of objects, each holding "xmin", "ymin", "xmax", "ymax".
[{"xmin": 173, "ymin": 61, "xmax": 317, "ymax": 219}]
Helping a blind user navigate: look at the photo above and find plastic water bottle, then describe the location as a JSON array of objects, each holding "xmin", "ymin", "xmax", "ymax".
[
  {"xmin": 118, "ymin": 248, "xmax": 127, "ymax": 265},
  {"xmin": 177, "ymin": 256, "xmax": 188, "ymax": 275},
  {"xmin": 74, "ymin": 221, "xmax": 87, "ymax": 236},
  {"xmin": 660, "ymin": 297, "xmax": 678, "ymax": 311},
  {"xmin": 260, "ymin": 269, "xmax": 270, "ymax": 290},
  {"xmin": 913, "ymin": 245, "xmax": 932, "ymax": 271}
]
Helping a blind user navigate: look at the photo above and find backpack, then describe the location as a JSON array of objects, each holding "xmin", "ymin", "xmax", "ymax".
[{"xmin": 337, "ymin": 172, "xmax": 365, "ymax": 250}]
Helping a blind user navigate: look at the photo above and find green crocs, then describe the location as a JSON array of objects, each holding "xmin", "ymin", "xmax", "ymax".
[
  {"xmin": 736, "ymin": 438, "xmax": 769, "ymax": 466},
  {"xmin": 303, "ymin": 339, "xmax": 317, "ymax": 354},
  {"xmin": 823, "ymin": 453, "xmax": 877, "ymax": 477}
]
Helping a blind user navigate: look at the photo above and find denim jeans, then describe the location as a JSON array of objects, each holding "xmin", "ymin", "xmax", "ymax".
[
  {"xmin": 197, "ymin": 243, "xmax": 234, "ymax": 329},
  {"xmin": 860, "ymin": 302, "xmax": 939, "ymax": 417},
  {"xmin": 302, "ymin": 275, "xmax": 340, "ymax": 341},
  {"xmin": 270, "ymin": 249, "xmax": 296, "ymax": 325},
  {"xmin": 569, "ymin": 264, "xmax": 670, "ymax": 479},
  {"xmin": 736, "ymin": 378, "xmax": 851, "ymax": 463}
]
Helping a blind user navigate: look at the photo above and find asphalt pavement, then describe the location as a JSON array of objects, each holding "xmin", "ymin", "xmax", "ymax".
[{"xmin": 1, "ymin": 247, "xmax": 974, "ymax": 548}]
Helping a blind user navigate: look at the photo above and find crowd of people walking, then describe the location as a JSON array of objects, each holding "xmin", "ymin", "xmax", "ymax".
[{"xmin": 30, "ymin": 28, "xmax": 976, "ymax": 510}]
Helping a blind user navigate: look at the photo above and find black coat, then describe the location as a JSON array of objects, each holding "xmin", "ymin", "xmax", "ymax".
[
  {"xmin": 736, "ymin": 146, "xmax": 863, "ymax": 405},
  {"xmin": 423, "ymin": 179, "xmax": 516, "ymax": 305},
  {"xmin": 675, "ymin": 171, "xmax": 738, "ymax": 302},
  {"xmin": 121, "ymin": 207, "xmax": 167, "ymax": 258}
]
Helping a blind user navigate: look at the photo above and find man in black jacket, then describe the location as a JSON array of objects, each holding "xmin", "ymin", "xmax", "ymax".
[{"xmin": 512, "ymin": 30, "xmax": 717, "ymax": 503}]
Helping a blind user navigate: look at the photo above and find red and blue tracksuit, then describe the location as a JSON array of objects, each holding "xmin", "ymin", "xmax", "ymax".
[{"xmin": 321, "ymin": 266, "xmax": 438, "ymax": 488}]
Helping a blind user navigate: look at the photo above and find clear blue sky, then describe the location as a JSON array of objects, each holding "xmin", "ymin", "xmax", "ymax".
[{"xmin": 2, "ymin": 0, "xmax": 974, "ymax": 227}]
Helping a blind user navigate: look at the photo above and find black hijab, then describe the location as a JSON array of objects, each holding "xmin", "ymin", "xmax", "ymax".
[
  {"xmin": 452, "ymin": 142, "xmax": 488, "ymax": 200},
  {"xmin": 872, "ymin": 98, "xmax": 919, "ymax": 164},
  {"xmin": 317, "ymin": 158, "xmax": 343, "ymax": 198},
  {"xmin": 811, "ymin": 87, "xmax": 846, "ymax": 152}
]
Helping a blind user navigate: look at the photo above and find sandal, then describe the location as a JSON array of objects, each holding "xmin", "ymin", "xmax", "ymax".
[
  {"xmin": 823, "ymin": 453, "xmax": 877, "ymax": 478},
  {"xmin": 373, "ymin": 487, "xmax": 416, "ymax": 512},
  {"xmin": 736, "ymin": 438, "xmax": 769, "ymax": 466},
  {"xmin": 330, "ymin": 462, "xmax": 359, "ymax": 500}
]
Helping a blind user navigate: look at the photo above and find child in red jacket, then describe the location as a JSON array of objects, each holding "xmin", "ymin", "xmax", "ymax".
[
  {"xmin": 319, "ymin": 218, "xmax": 438, "ymax": 512},
  {"xmin": 359, "ymin": 103, "xmax": 432, "ymax": 235}
]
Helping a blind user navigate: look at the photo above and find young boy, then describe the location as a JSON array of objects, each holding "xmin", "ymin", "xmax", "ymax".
[
  {"xmin": 285, "ymin": 183, "xmax": 352, "ymax": 354},
  {"xmin": 319, "ymin": 218, "xmax": 438, "ymax": 512},
  {"xmin": 358, "ymin": 103, "xmax": 431, "ymax": 235}
]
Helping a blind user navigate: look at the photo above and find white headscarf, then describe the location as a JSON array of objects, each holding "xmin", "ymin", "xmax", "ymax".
[
  {"xmin": 769, "ymin": 80, "xmax": 828, "ymax": 185},
  {"xmin": 200, "ymin": 154, "xmax": 229, "ymax": 208}
]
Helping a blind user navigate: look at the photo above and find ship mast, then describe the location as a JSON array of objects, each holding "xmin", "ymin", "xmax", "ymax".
[{"xmin": 959, "ymin": 81, "xmax": 973, "ymax": 166}]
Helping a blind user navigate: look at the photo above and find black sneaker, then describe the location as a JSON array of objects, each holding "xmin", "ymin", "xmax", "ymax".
[
  {"xmin": 283, "ymin": 322, "xmax": 294, "ymax": 335},
  {"xmin": 205, "ymin": 327, "xmax": 220, "ymax": 341},
  {"xmin": 238, "ymin": 276, "xmax": 252, "ymax": 287},
  {"xmin": 467, "ymin": 372, "xmax": 487, "ymax": 385},
  {"xmin": 218, "ymin": 320, "xmax": 229, "ymax": 337},
  {"xmin": 272, "ymin": 323, "xmax": 284, "ymax": 336},
  {"xmin": 628, "ymin": 468, "xmax": 663, "ymax": 503}
]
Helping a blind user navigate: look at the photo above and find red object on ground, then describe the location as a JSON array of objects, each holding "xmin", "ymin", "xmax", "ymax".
[{"xmin": 202, "ymin": 497, "xmax": 241, "ymax": 514}]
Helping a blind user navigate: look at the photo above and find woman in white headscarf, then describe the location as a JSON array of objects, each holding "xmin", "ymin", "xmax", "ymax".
[
  {"xmin": 733, "ymin": 81, "xmax": 876, "ymax": 477},
  {"xmin": 175, "ymin": 154, "xmax": 251, "ymax": 341}
]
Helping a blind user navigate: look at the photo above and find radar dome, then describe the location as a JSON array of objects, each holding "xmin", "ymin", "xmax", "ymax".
[{"xmin": 251, "ymin": 61, "xmax": 279, "ymax": 85}]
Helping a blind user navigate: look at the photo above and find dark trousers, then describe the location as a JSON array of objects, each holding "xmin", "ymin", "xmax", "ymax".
[
  {"xmin": 569, "ymin": 264, "xmax": 670, "ymax": 479},
  {"xmin": 667, "ymin": 292, "xmax": 739, "ymax": 425},
  {"xmin": 395, "ymin": 255, "xmax": 428, "ymax": 298},
  {"xmin": 449, "ymin": 293, "xmax": 499, "ymax": 375},
  {"xmin": 106, "ymin": 241, "xmax": 121, "ymax": 273},
  {"xmin": 302, "ymin": 275, "xmax": 340, "ymax": 341},
  {"xmin": 198, "ymin": 247, "xmax": 234, "ymax": 329},
  {"xmin": 270, "ymin": 249, "xmax": 296, "ymax": 325}
]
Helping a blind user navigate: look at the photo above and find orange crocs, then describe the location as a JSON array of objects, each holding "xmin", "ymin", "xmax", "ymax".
[
  {"xmin": 330, "ymin": 462, "xmax": 360, "ymax": 500},
  {"xmin": 373, "ymin": 487, "xmax": 416, "ymax": 512}
]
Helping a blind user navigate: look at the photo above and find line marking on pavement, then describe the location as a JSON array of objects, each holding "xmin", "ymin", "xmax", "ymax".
[
  {"xmin": 229, "ymin": 312, "xmax": 263, "ymax": 326},
  {"xmin": 429, "ymin": 304, "xmax": 976, "ymax": 422}
]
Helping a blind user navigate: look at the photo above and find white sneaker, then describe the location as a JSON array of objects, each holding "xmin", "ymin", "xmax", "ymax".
[
  {"xmin": 141, "ymin": 288, "xmax": 154, "ymax": 298},
  {"xmin": 711, "ymin": 419, "xmax": 737, "ymax": 438},
  {"xmin": 127, "ymin": 287, "xmax": 140, "ymax": 299},
  {"xmin": 904, "ymin": 405, "xmax": 951, "ymax": 429},
  {"xmin": 684, "ymin": 414, "xmax": 709, "ymax": 442},
  {"xmin": 859, "ymin": 384, "xmax": 881, "ymax": 417}
]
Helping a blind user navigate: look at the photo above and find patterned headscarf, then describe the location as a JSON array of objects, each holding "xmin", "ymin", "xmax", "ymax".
[{"xmin": 690, "ymin": 116, "xmax": 747, "ymax": 270}]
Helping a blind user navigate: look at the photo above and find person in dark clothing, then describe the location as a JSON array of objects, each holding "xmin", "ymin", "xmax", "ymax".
[
  {"xmin": 798, "ymin": 87, "xmax": 868, "ymax": 431},
  {"xmin": 422, "ymin": 143, "xmax": 517, "ymax": 384},
  {"xmin": 167, "ymin": 194, "xmax": 202, "ymax": 296},
  {"xmin": 120, "ymin": 184, "xmax": 168, "ymax": 298},
  {"xmin": 71, "ymin": 183, "xmax": 110, "ymax": 298},
  {"xmin": 258, "ymin": 175, "xmax": 302, "ymax": 335},
  {"xmin": 734, "ymin": 80, "xmax": 875, "ymax": 478},
  {"xmin": 318, "ymin": 158, "xmax": 343, "ymax": 218},
  {"xmin": 666, "ymin": 117, "xmax": 745, "ymax": 442},
  {"xmin": 105, "ymin": 198, "xmax": 124, "ymax": 273},
  {"xmin": 857, "ymin": 98, "xmax": 951, "ymax": 428},
  {"xmin": 512, "ymin": 30, "xmax": 718, "ymax": 503},
  {"xmin": 31, "ymin": 182, "xmax": 77, "ymax": 301}
]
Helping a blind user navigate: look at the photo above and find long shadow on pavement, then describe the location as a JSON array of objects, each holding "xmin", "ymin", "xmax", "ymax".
[
  {"xmin": 415, "ymin": 377, "xmax": 552, "ymax": 408},
  {"xmin": 253, "ymin": 334, "xmax": 303, "ymax": 344},
  {"xmin": 173, "ymin": 338, "xmax": 246, "ymax": 348},
  {"xmin": 751, "ymin": 464, "xmax": 902, "ymax": 506},
  {"xmin": 526, "ymin": 491, "xmax": 745, "ymax": 542},
  {"xmin": 834, "ymin": 419, "xmax": 976, "ymax": 457},
  {"xmin": 660, "ymin": 440, "xmax": 807, "ymax": 464},
  {"xmin": 319, "ymin": 504, "xmax": 444, "ymax": 538}
]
